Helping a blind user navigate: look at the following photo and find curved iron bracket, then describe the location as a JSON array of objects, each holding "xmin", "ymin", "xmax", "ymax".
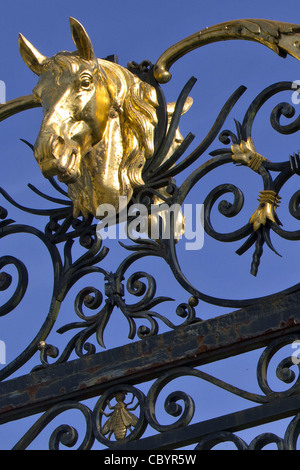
[{"xmin": 154, "ymin": 19, "xmax": 300, "ymax": 83}]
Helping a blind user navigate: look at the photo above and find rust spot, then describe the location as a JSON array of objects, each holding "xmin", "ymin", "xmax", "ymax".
[
  {"xmin": 196, "ymin": 335, "xmax": 204, "ymax": 348},
  {"xmin": 197, "ymin": 344, "xmax": 209, "ymax": 354},
  {"xmin": 196, "ymin": 335, "xmax": 204, "ymax": 343},
  {"xmin": 280, "ymin": 318, "xmax": 296, "ymax": 328},
  {"xmin": 88, "ymin": 366, "xmax": 100, "ymax": 375},
  {"xmin": 79, "ymin": 383, "xmax": 88, "ymax": 390},
  {"xmin": 27, "ymin": 384, "xmax": 39, "ymax": 400},
  {"xmin": 0, "ymin": 405, "xmax": 16, "ymax": 413}
]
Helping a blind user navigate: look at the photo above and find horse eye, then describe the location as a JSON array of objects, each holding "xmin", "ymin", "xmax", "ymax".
[{"xmin": 80, "ymin": 75, "xmax": 92, "ymax": 89}]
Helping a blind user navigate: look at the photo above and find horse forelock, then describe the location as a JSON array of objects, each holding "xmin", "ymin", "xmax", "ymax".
[{"xmin": 44, "ymin": 51, "xmax": 100, "ymax": 85}]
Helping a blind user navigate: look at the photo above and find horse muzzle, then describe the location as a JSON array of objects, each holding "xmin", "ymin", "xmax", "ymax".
[{"xmin": 34, "ymin": 135, "xmax": 82, "ymax": 184}]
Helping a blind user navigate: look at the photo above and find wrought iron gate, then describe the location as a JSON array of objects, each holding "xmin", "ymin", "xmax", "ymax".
[{"xmin": 2, "ymin": 18, "xmax": 300, "ymax": 450}]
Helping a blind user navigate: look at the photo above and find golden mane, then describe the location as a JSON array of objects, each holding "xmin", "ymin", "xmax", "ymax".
[
  {"xmin": 99, "ymin": 59, "xmax": 158, "ymax": 191},
  {"xmin": 48, "ymin": 54, "xmax": 159, "ymax": 218}
]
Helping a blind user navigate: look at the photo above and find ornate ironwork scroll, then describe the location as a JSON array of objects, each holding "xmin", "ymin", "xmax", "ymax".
[{"xmin": 2, "ymin": 17, "xmax": 300, "ymax": 450}]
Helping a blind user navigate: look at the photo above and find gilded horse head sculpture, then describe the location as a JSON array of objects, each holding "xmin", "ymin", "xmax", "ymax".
[{"xmin": 18, "ymin": 18, "xmax": 159, "ymax": 219}]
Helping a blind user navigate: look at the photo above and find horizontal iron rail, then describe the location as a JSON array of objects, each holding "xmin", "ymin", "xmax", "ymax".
[{"xmin": 1, "ymin": 288, "xmax": 300, "ymax": 424}]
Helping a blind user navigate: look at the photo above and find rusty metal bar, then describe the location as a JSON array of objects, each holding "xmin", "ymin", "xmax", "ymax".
[{"xmin": 1, "ymin": 288, "xmax": 300, "ymax": 424}]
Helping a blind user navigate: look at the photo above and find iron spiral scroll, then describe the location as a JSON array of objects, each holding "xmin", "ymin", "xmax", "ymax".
[{"xmin": 3, "ymin": 17, "xmax": 300, "ymax": 450}]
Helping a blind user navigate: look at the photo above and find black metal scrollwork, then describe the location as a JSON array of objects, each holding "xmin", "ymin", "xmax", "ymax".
[
  {"xmin": 194, "ymin": 414, "xmax": 300, "ymax": 450},
  {"xmin": 1, "ymin": 64, "xmax": 300, "ymax": 389},
  {"xmin": 13, "ymin": 401, "xmax": 94, "ymax": 450}
]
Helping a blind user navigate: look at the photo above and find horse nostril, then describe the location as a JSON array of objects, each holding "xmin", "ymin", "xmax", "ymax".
[{"xmin": 52, "ymin": 136, "xmax": 65, "ymax": 160}]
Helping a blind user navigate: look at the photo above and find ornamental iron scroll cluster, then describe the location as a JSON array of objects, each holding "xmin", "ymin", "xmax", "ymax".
[{"xmin": 2, "ymin": 18, "xmax": 300, "ymax": 449}]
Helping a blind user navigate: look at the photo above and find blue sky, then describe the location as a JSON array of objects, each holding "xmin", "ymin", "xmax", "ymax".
[{"xmin": 1, "ymin": 0, "xmax": 300, "ymax": 450}]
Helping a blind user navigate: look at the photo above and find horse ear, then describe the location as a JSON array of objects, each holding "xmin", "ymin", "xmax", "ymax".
[
  {"xmin": 18, "ymin": 33, "xmax": 48, "ymax": 76},
  {"xmin": 69, "ymin": 17, "xmax": 95, "ymax": 61},
  {"xmin": 167, "ymin": 96, "xmax": 193, "ymax": 118}
]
